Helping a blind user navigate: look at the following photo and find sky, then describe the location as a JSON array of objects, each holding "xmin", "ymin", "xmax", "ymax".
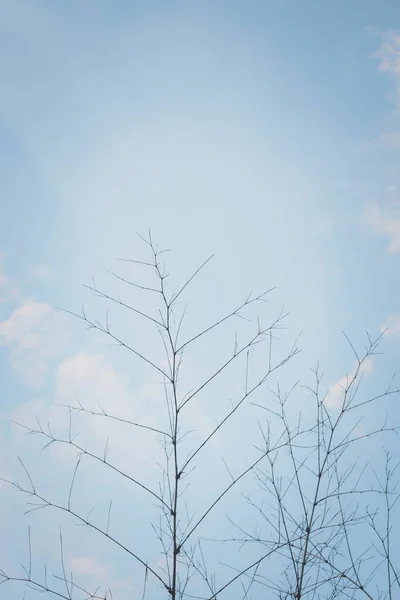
[{"xmin": 1, "ymin": 1, "xmax": 400, "ymax": 599}]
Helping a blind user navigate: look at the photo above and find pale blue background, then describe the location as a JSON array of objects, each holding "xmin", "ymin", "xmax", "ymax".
[{"xmin": 1, "ymin": 2, "xmax": 400, "ymax": 599}]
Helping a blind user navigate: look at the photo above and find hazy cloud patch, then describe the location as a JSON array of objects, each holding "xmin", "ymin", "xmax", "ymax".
[{"xmin": 0, "ymin": 301, "xmax": 69, "ymax": 387}]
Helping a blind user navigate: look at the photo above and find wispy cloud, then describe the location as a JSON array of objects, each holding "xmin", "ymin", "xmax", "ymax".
[
  {"xmin": 381, "ymin": 313, "xmax": 400, "ymax": 337},
  {"xmin": 68, "ymin": 555, "xmax": 133, "ymax": 599},
  {"xmin": 325, "ymin": 358, "xmax": 373, "ymax": 409},
  {"xmin": 11, "ymin": 352, "xmax": 137, "ymax": 451},
  {"xmin": 69, "ymin": 555, "xmax": 109, "ymax": 580},
  {"xmin": 362, "ymin": 32, "xmax": 400, "ymax": 250},
  {"xmin": 0, "ymin": 301, "xmax": 69, "ymax": 387},
  {"xmin": 55, "ymin": 353, "xmax": 132, "ymax": 416},
  {"xmin": 376, "ymin": 31, "xmax": 400, "ymax": 105},
  {"xmin": 364, "ymin": 204, "xmax": 400, "ymax": 252},
  {"xmin": 0, "ymin": 251, "xmax": 69, "ymax": 387}
]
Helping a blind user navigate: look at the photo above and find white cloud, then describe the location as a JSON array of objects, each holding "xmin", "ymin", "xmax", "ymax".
[
  {"xmin": 68, "ymin": 555, "xmax": 134, "ymax": 599},
  {"xmin": 381, "ymin": 313, "xmax": 400, "ymax": 337},
  {"xmin": 377, "ymin": 132, "xmax": 400, "ymax": 150},
  {"xmin": 377, "ymin": 32, "xmax": 400, "ymax": 74},
  {"xmin": 364, "ymin": 204, "xmax": 400, "ymax": 253},
  {"xmin": 10, "ymin": 351, "xmax": 168, "ymax": 467},
  {"xmin": 69, "ymin": 555, "xmax": 109, "ymax": 580},
  {"xmin": 0, "ymin": 301, "xmax": 69, "ymax": 387},
  {"xmin": 325, "ymin": 358, "xmax": 373, "ymax": 409},
  {"xmin": 53, "ymin": 353, "xmax": 168, "ymax": 469},
  {"xmin": 55, "ymin": 353, "xmax": 138, "ymax": 426},
  {"xmin": 376, "ymin": 31, "xmax": 400, "ymax": 106},
  {"xmin": 11, "ymin": 347, "xmax": 220, "ymax": 498},
  {"xmin": 364, "ymin": 33, "xmax": 400, "ymax": 250},
  {"xmin": 8, "ymin": 351, "xmax": 166, "ymax": 515}
]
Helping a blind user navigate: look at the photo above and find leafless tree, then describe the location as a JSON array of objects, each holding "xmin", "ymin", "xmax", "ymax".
[
  {"xmin": 0, "ymin": 234, "xmax": 299, "ymax": 600},
  {"xmin": 219, "ymin": 333, "xmax": 400, "ymax": 599},
  {"xmin": 1, "ymin": 235, "xmax": 399, "ymax": 600}
]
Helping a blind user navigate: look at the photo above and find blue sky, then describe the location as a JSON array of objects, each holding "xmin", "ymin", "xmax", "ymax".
[{"xmin": 1, "ymin": 1, "xmax": 400, "ymax": 599}]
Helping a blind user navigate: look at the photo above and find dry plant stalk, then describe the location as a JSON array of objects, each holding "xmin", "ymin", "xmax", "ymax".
[
  {"xmin": 1, "ymin": 235, "xmax": 398, "ymax": 600},
  {"xmin": 221, "ymin": 334, "xmax": 400, "ymax": 599},
  {"xmin": 1, "ymin": 234, "xmax": 299, "ymax": 599}
]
